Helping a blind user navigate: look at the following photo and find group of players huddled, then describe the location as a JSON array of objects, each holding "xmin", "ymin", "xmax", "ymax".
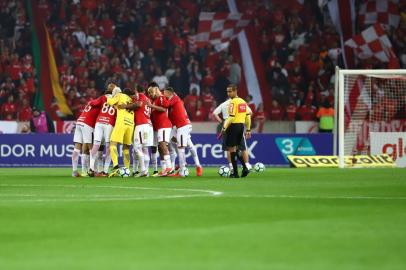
[{"xmin": 71, "ymin": 82, "xmax": 203, "ymax": 178}]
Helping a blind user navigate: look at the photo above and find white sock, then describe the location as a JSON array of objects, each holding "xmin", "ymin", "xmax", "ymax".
[
  {"xmin": 81, "ymin": 154, "xmax": 89, "ymax": 174},
  {"xmin": 136, "ymin": 146, "xmax": 145, "ymax": 172},
  {"xmin": 164, "ymin": 154, "xmax": 171, "ymax": 169},
  {"xmin": 104, "ymin": 143, "xmax": 111, "ymax": 173},
  {"xmin": 246, "ymin": 163, "xmax": 252, "ymax": 170},
  {"xmin": 151, "ymin": 152, "xmax": 158, "ymax": 172},
  {"xmin": 72, "ymin": 148, "xmax": 80, "ymax": 172},
  {"xmin": 169, "ymin": 143, "xmax": 177, "ymax": 168},
  {"xmin": 188, "ymin": 138, "xmax": 201, "ymax": 167},
  {"xmin": 89, "ymin": 144, "xmax": 100, "ymax": 171},
  {"xmin": 143, "ymin": 147, "xmax": 150, "ymax": 173},
  {"xmin": 85, "ymin": 154, "xmax": 90, "ymax": 172},
  {"xmin": 132, "ymin": 148, "xmax": 139, "ymax": 172},
  {"xmin": 178, "ymin": 148, "xmax": 186, "ymax": 175},
  {"xmin": 229, "ymin": 163, "xmax": 233, "ymax": 170},
  {"xmin": 161, "ymin": 160, "xmax": 167, "ymax": 171},
  {"xmin": 97, "ymin": 151, "xmax": 104, "ymax": 172}
]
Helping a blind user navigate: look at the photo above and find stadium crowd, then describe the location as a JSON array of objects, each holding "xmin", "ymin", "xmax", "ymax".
[{"xmin": 0, "ymin": 0, "xmax": 405, "ymax": 124}]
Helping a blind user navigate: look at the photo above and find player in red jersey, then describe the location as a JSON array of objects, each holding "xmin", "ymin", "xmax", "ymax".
[
  {"xmin": 71, "ymin": 95, "xmax": 102, "ymax": 177},
  {"xmin": 87, "ymin": 83, "xmax": 117, "ymax": 177},
  {"xmin": 163, "ymin": 86, "xmax": 203, "ymax": 177},
  {"xmin": 120, "ymin": 85, "xmax": 153, "ymax": 177},
  {"xmin": 147, "ymin": 82, "xmax": 173, "ymax": 176}
]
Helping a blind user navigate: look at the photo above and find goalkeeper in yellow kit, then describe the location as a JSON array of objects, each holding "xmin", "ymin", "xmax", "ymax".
[{"xmin": 107, "ymin": 86, "xmax": 135, "ymax": 177}]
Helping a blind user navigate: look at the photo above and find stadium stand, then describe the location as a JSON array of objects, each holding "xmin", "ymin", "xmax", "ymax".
[{"xmin": 0, "ymin": 0, "xmax": 405, "ymax": 123}]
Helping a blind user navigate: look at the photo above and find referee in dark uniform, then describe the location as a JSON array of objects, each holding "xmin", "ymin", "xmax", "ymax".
[{"xmin": 221, "ymin": 85, "xmax": 251, "ymax": 178}]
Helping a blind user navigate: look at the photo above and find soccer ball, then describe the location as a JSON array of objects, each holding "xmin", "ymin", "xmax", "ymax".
[
  {"xmin": 119, "ymin": 167, "xmax": 130, "ymax": 177},
  {"xmin": 180, "ymin": 167, "xmax": 189, "ymax": 177},
  {"xmin": 254, "ymin": 162, "xmax": 265, "ymax": 172},
  {"xmin": 218, "ymin": 166, "xmax": 231, "ymax": 177}
]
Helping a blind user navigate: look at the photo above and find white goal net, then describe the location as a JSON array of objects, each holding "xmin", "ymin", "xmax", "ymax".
[{"xmin": 335, "ymin": 69, "xmax": 406, "ymax": 168}]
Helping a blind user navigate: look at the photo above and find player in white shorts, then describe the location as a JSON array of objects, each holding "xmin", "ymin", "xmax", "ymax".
[
  {"xmin": 168, "ymin": 127, "xmax": 202, "ymax": 175},
  {"xmin": 87, "ymin": 83, "xmax": 117, "ymax": 177},
  {"xmin": 163, "ymin": 86, "xmax": 202, "ymax": 177},
  {"xmin": 147, "ymin": 82, "xmax": 174, "ymax": 176},
  {"xmin": 72, "ymin": 99, "xmax": 101, "ymax": 177},
  {"xmin": 122, "ymin": 85, "xmax": 153, "ymax": 177}
]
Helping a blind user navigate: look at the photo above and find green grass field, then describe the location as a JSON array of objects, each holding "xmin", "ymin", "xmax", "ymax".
[{"xmin": 1, "ymin": 167, "xmax": 406, "ymax": 270}]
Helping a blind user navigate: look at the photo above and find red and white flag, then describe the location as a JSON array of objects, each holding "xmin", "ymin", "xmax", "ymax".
[
  {"xmin": 192, "ymin": 12, "xmax": 252, "ymax": 51},
  {"xmin": 327, "ymin": 0, "xmax": 356, "ymax": 68},
  {"xmin": 345, "ymin": 24, "xmax": 398, "ymax": 64},
  {"xmin": 359, "ymin": 0, "xmax": 400, "ymax": 29}
]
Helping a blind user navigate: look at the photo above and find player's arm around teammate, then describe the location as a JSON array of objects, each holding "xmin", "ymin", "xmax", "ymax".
[
  {"xmin": 88, "ymin": 83, "xmax": 116, "ymax": 177},
  {"xmin": 146, "ymin": 84, "xmax": 174, "ymax": 176},
  {"xmin": 106, "ymin": 87, "xmax": 135, "ymax": 177},
  {"xmin": 119, "ymin": 86, "xmax": 154, "ymax": 177}
]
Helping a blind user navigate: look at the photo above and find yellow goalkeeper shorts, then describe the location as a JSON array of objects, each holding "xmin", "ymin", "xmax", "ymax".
[{"xmin": 110, "ymin": 123, "xmax": 134, "ymax": 145}]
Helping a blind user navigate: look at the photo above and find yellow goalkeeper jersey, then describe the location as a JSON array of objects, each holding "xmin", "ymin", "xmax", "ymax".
[{"xmin": 107, "ymin": 93, "xmax": 134, "ymax": 126}]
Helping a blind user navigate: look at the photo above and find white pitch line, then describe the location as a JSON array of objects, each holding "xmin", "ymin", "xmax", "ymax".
[
  {"xmin": 0, "ymin": 184, "xmax": 223, "ymax": 196},
  {"xmin": 0, "ymin": 184, "xmax": 223, "ymax": 202},
  {"xmin": 2, "ymin": 184, "xmax": 404, "ymax": 202},
  {"xmin": 0, "ymin": 194, "xmax": 208, "ymax": 203},
  {"xmin": 224, "ymin": 194, "xmax": 406, "ymax": 200}
]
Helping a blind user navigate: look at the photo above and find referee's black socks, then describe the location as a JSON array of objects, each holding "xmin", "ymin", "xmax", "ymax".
[
  {"xmin": 236, "ymin": 150, "xmax": 247, "ymax": 170},
  {"xmin": 230, "ymin": 152, "xmax": 239, "ymax": 177}
]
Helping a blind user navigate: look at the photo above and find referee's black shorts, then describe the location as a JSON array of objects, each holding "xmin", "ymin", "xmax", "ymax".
[
  {"xmin": 224, "ymin": 123, "xmax": 244, "ymax": 149},
  {"xmin": 222, "ymin": 130, "xmax": 247, "ymax": 151}
]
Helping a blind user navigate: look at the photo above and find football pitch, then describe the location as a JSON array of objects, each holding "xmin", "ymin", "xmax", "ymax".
[{"xmin": 0, "ymin": 168, "xmax": 405, "ymax": 270}]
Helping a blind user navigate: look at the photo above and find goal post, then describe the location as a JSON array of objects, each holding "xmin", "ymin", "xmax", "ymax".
[{"xmin": 335, "ymin": 68, "xmax": 406, "ymax": 168}]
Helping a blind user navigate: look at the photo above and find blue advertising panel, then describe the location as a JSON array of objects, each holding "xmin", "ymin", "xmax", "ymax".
[{"xmin": 0, "ymin": 133, "xmax": 333, "ymax": 167}]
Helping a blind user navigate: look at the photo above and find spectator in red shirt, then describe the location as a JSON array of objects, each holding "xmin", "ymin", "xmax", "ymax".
[
  {"xmin": 271, "ymin": 7, "xmax": 285, "ymax": 25},
  {"xmin": 305, "ymin": 84, "xmax": 315, "ymax": 105},
  {"xmin": 18, "ymin": 78, "xmax": 34, "ymax": 99},
  {"xmin": 6, "ymin": 54, "xmax": 22, "ymax": 82},
  {"xmin": 193, "ymin": 100, "xmax": 208, "ymax": 121},
  {"xmin": 304, "ymin": 53, "xmax": 321, "ymax": 81},
  {"xmin": 201, "ymin": 68, "xmax": 215, "ymax": 89},
  {"xmin": 18, "ymin": 99, "xmax": 32, "ymax": 121},
  {"xmin": 285, "ymin": 101, "xmax": 298, "ymax": 121},
  {"xmin": 38, "ymin": 0, "xmax": 51, "ymax": 20},
  {"xmin": 152, "ymin": 25, "xmax": 165, "ymax": 52},
  {"xmin": 269, "ymin": 100, "xmax": 284, "ymax": 120},
  {"xmin": 81, "ymin": 0, "xmax": 97, "ymax": 10},
  {"xmin": 288, "ymin": 65, "xmax": 304, "ymax": 86},
  {"xmin": 25, "ymin": 73, "xmax": 35, "ymax": 93},
  {"xmin": 99, "ymin": 13, "xmax": 115, "ymax": 40},
  {"xmin": 22, "ymin": 54, "xmax": 34, "ymax": 76},
  {"xmin": 183, "ymin": 88, "xmax": 199, "ymax": 119},
  {"xmin": 254, "ymin": 103, "xmax": 268, "ymax": 133},
  {"xmin": 74, "ymin": 61, "xmax": 87, "ymax": 78},
  {"xmin": 85, "ymin": 80, "xmax": 98, "ymax": 99},
  {"xmin": 201, "ymin": 87, "xmax": 215, "ymax": 109},
  {"xmin": 1, "ymin": 95, "xmax": 17, "ymax": 120},
  {"xmin": 72, "ymin": 45, "xmax": 86, "ymax": 65},
  {"xmin": 205, "ymin": 46, "xmax": 219, "ymax": 72},
  {"xmin": 297, "ymin": 102, "xmax": 317, "ymax": 121},
  {"xmin": 172, "ymin": 30, "xmax": 186, "ymax": 52}
]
